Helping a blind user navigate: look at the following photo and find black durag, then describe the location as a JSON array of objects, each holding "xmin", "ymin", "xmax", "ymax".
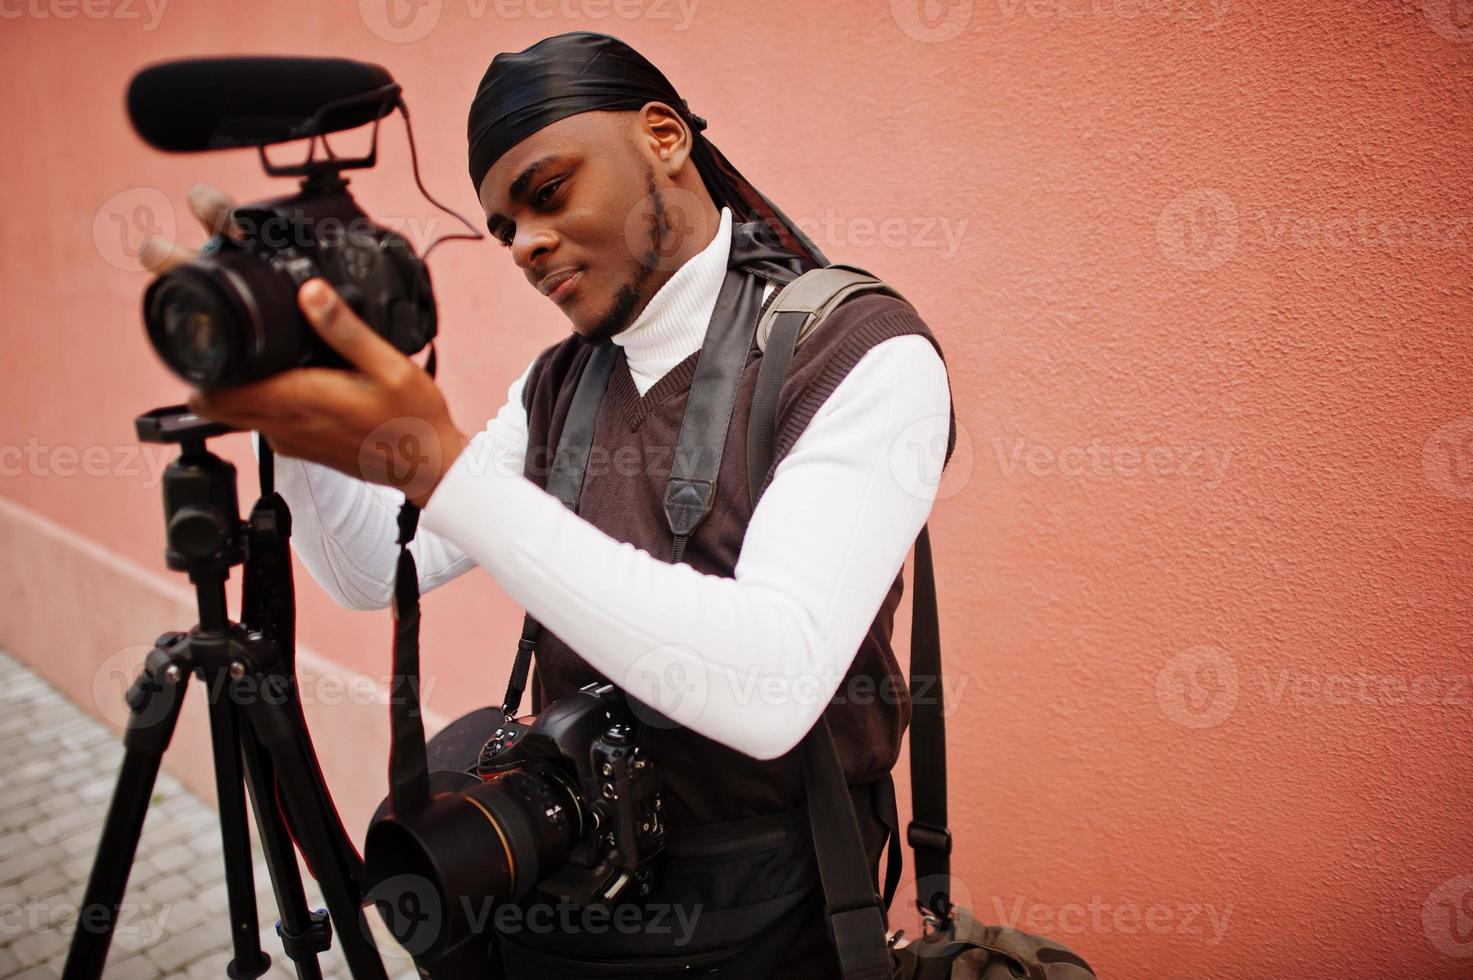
[{"xmin": 466, "ymin": 31, "xmax": 828, "ymax": 270}]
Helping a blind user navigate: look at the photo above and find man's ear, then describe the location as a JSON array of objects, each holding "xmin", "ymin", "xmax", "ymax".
[{"xmin": 636, "ymin": 101, "xmax": 694, "ymax": 176}]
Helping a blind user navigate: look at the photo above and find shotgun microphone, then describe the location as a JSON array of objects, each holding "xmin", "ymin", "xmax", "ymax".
[{"xmin": 126, "ymin": 55, "xmax": 400, "ymax": 153}]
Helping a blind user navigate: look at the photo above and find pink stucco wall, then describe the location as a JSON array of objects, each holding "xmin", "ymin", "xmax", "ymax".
[{"xmin": 2, "ymin": 2, "xmax": 1470, "ymax": 976}]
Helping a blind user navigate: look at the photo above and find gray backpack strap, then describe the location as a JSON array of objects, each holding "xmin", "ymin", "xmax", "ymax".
[
  {"xmin": 746, "ymin": 264, "xmax": 906, "ymax": 505},
  {"xmin": 753, "ymin": 263, "xmax": 905, "ymax": 354}
]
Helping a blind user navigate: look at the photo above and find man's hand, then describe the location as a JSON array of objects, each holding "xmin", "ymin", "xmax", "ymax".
[{"xmin": 140, "ymin": 185, "xmax": 467, "ymax": 508}]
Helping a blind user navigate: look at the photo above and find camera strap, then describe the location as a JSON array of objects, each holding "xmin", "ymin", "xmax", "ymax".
[
  {"xmin": 246, "ymin": 439, "xmax": 365, "ymax": 882},
  {"xmin": 379, "ymin": 342, "xmax": 446, "ymax": 820},
  {"xmin": 387, "ymin": 501, "xmax": 432, "ymax": 818},
  {"xmin": 243, "ymin": 440, "xmax": 296, "ymax": 670}
]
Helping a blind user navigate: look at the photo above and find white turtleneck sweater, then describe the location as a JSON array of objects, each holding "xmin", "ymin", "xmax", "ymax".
[{"xmin": 270, "ymin": 206, "xmax": 951, "ymax": 761}]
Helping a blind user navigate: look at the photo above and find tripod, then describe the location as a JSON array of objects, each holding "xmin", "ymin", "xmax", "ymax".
[{"xmin": 62, "ymin": 406, "xmax": 392, "ymax": 980}]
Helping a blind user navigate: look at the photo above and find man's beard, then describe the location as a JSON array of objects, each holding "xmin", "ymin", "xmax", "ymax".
[{"xmin": 582, "ymin": 164, "xmax": 665, "ymax": 345}]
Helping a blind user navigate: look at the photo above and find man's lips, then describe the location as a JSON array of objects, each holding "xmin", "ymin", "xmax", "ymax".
[{"xmin": 538, "ymin": 268, "xmax": 580, "ymax": 303}]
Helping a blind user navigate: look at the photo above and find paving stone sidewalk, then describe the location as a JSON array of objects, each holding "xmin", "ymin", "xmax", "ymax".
[{"xmin": 0, "ymin": 648, "xmax": 419, "ymax": 979}]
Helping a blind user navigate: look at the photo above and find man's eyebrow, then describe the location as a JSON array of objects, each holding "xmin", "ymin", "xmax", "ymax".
[{"xmin": 486, "ymin": 153, "xmax": 569, "ymax": 236}]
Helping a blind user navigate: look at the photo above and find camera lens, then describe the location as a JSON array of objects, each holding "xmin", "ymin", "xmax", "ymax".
[
  {"xmin": 364, "ymin": 764, "xmax": 583, "ymax": 962},
  {"xmin": 145, "ymin": 270, "xmax": 241, "ymax": 387},
  {"xmin": 143, "ymin": 246, "xmax": 312, "ymax": 388}
]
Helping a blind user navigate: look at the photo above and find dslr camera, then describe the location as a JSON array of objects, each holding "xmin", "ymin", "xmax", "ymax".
[
  {"xmin": 128, "ymin": 55, "xmax": 438, "ymax": 389},
  {"xmin": 365, "ymin": 682, "xmax": 666, "ymax": 963},
  {"xmin": 143, "ymin": 178, "xmax": 437, "ymax": 388}
]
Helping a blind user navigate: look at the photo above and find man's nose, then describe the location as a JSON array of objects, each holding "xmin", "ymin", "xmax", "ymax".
[{"xmin": 511, "ymin": 223, "xmax": 556, "ymax": 272}]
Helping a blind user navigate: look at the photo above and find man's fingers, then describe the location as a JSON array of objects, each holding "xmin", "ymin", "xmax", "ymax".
[
  {"xmin": 187, "ymin": 372, "xmax": 312, "ymax": 429},
  {"xmin": 138, "ymin": 185, "xmax": 238, "ymax": 275},
  {"xmin": 187, "ymin": 184, "xmax": 239, "ymax": 239},
  {"xmin": 299, "ymin": 279, "xmax": 411, "ymax": 384},
  {"xmin": 138, "ymin": 237, "xmax": 196, "ymax": 274}
]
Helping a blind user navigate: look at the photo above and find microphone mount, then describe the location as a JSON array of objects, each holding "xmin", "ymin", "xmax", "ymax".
[{"xmin": 257, "ymin": 83, "xmax": 403, "ymax": 182}]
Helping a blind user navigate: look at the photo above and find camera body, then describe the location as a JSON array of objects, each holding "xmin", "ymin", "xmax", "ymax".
[
  {"xmin": 364, "ymin": 682, "xmax": 665, "ymax": 964},
  {"xmin": 142, "ymin": 175, "xmax": 436, "ymax": 388},
  {"xmin": 477, "ymin": 681, "xmax": 666, "ymax": 903}
]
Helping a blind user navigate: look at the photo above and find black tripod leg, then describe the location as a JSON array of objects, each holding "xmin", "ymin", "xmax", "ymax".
[
  {"xmin": 63, "ymin": 634, "xmax": 190, "ymax": 980},
  {"xmin": 238, "ymin": 718, "xmax": 327, "ymax": 980},
  {"xmin": 242, "ymin": 665, "xmax": 389, "ymax": 980},
  {"xmin": 202, "ymin": 661, "xmax": 272, "ymax": 979}
]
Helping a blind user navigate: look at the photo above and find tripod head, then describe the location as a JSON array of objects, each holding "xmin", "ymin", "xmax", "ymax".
[{"xmin": 136, "ymin": 406, "xmax": 246, "ymax": 599}]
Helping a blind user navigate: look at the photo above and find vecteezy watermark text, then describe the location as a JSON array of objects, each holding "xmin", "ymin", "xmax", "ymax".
[
  {"xmin": 359, "ymin": 0, "xmax": 701, "ymax": 43},
  {"xmin": 991, "ymin": 437, "xmax": 1234, "ymax": 488},
  {"xmin": 1, "ymin": 899, "xmax": 172, "ymax": 941},
  {"xmin": 0, "ymin": 0, "xmax": 167, "ymax": 29},
  {"xmin": 990, "ymin": 895, "xmax": 1232, "ymax": 945},
  {"xmin": 0, "ymin": 439, "xmax": 174, "ymax": 488}
]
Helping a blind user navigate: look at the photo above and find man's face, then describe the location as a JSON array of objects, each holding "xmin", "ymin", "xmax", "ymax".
[{"xmin": 477, "ymin": 109, "xmax": 679, "ymax": 344}]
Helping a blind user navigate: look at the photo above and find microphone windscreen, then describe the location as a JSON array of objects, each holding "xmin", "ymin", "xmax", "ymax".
[{"xmin": 127, "ymin": 56, "xmax": 398, "ymax": 152}]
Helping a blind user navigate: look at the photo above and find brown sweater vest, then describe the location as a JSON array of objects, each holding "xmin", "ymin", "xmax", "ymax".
[{"xmin": 519, "ymin": 291, "xmax": 956, "ymax": 832}]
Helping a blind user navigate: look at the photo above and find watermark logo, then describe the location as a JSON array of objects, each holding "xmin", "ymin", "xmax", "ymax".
[
  {"xmin": 358, "ymin": 416, "xmax": 445, "ymax": 505},
  {"xmin": 1256, "ymin": 668, "xmax": 1473, "ymax": 710},
  {"xmin": 892, "ymin": 872, "xmax": 977, "ymax": 941},
  {"xmin": 994, "ymin": 0, "xmax": 1231, "ymax": 31},
  {"xmin": 1423, "ymin": 417, "xmax": 1473, "ymax": 500},
  {"xmin": 360, "ymin": 0, "xmax": 700, "ymax": 42},
  {"xmin": 1248, "ymin": 209, "xmax": 1470, "ymax": 251},
  {"xmin": 1156, "ymin": 646, "xmax": 1238, "ymax": 729},
  {"xmin": 0, "ymin": 437, "xmax": 175, "ymax": 488},
  {"xmin": 91, "ymin": 644, "xmax": 179, "ymax": 730},
  {"xmin": 94, "ymin": 644, "xmax": 437, "ymax": 726},
  {"xmin": 623, "ymin": 185, "xmax": 710, "ymax": 275},
  {"xmin": 2, "ymin": 899, "xmax": 173, "ymax": 942},
  {"xmin": 359, "ymin": 0, "xmax": 442, "ymax": 41},
  {"xmin": 991, "ymin": 437, "xmax": 1234, "ymax": 488},
  {"xmin": 93, "ymin": 186, "xmax": 176, "ymax": 273},
  {"xmin": 1422, "ymin": 0, "xmax": 1473, "ymax": 43},
  {"xmin": 0, "ymin": 0, "xmax": 168, "ymax": 29},
  {"xmin": 622, "ymin": 645, "xmax": 973, "ymax": 732},
  {"xmin": 890, "ymin": 0, "xmax": 974, "ymax": 42},
  {"xmin": 791, "ymin": 210, "xmax": 970, "ymax": 259},
  {"xmin": 1424, "ymin": 874, "xmax": 1473, "ymax": 958},
  {"xmin": 624, "ymin": 644, "xmax": 710, "ymax": 730},
  {"xmin": 890, "ymin": 414, "xmax": 974, "ymax": 502},
  {"xmin": 366, "ymin": 874, "xmax": 445, "ymax": 956},
  {"xmin": 990, "ymin": 894, "xmax": 1232, "ymax": 945},
  {"xmin": 1159, "ymin": 195, "xmax": 1468, "ymax": 268},
  {"xmin": 1157, "ymin": 188, "xmax": 1238, "ymax": 272}
]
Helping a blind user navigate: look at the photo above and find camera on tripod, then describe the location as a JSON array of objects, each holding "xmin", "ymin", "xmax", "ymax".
[
  {"xmin": 142, "ymin": 185, "xmax": 437, "ymax": 388},
  {"xmin": 64, "ymin": 55, "xmax": 669, "ymax": 980},
  {"xmin": 127, "ymin": 55, "xmax": 439, "ymax": 388}
]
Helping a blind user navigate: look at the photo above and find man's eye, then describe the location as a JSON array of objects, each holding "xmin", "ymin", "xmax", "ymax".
[{"xmin": 536, "ymin": 179, "xmax": 563, "ymax": 206}]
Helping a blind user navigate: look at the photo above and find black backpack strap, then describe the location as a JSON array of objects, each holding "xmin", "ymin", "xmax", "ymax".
[
  {"xmin": 746, "ymin": 264, "xmax": 956, "ymax": 971},
  {"xmin": 804, "ymin": 720, "xmax": 895, "ymax": 980},
  {"xmin": 907, "ymin": 525, "xmax": 952, "ymax": 925}
]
